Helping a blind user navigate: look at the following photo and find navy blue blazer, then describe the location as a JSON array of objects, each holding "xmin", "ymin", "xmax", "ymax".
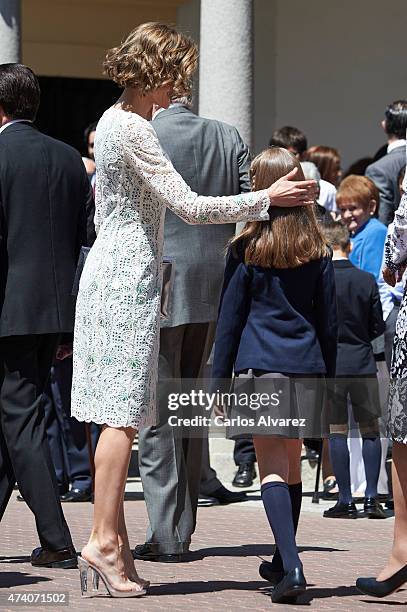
[
  {"xmin": 212, "ymin": 245, "xmax": 338, "ymax": 383},
  {"xmin": 333, "ymin": 259, "xmax": 384, "ymax": 375}
]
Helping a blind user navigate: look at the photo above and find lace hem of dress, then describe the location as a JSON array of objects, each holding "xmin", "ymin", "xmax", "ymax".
[{"xmin": 72, "ymin": 411, "xmax": 157, "ymax": 429}]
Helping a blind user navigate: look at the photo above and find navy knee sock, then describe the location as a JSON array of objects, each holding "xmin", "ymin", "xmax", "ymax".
[
  {"xmin": 362, "ymin": 436, "xmax": 381, "ymax": 499},
  {"xmin": 268, "ymin": 482, "xmax": 302, "ymax": 572},
  {"xmin": 261, "ymin": 481, "xmax": 301, "ymax": 573},
  {"xmin": 329, "ymin": 434, "xmax": 352, "ymax": 504}
]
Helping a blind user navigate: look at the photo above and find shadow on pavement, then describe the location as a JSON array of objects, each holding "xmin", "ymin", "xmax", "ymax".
[
  {"xmin": 187, "ymin": 544, "xmax": 345, "ymax": 561},
  {"xmin": 0, "ymin": 571, "xmax": 51, "ymax": 588},
  {"xmin": 363, "ymin": 594, "xmax": 407, "ymax": 605},
  {"xmin": 147, "ymin": 579, "xmax": 268, "ymax": 595},
  {"xmin": 198, "ymin": 493, "xmax": 261, "ymax": 506},
  {"xmin": 0, "ymin": 556, "xmax": 31, "ymax": 564}
]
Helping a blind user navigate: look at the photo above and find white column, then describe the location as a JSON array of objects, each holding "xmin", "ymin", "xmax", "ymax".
[
  {"xmin": 0, "ymin": 0, "xmax": 21, "ymax": 63},
  {"xmin": 199, "ymin": 0, "xmax": 253, "ymax": 147}
]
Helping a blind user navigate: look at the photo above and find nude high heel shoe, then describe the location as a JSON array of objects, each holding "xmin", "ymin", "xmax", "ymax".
[{"xmin": 78, "ymin": 556, "xmax": 146, "ymax": 598}]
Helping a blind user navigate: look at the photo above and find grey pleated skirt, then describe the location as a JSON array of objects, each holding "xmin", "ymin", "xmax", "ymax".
[{"xmin": 225, "ymin": 369, "xmax": 327, "ymax": 439}]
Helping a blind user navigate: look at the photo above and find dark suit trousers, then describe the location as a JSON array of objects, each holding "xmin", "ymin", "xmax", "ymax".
[
  {"xmin": 233, "ymin": 437, "xmax": 256, "ymax": 466},
  {"xmin": 45, "ymin": 358, "xmax": 97, "ymax": 492},
  {"xmin": 0, "ymin": 334, "xmax": 73, "ymax": 551},
  {"xmin": 138, "ymin": 322, "xmax": 215, "ymax": 555}
]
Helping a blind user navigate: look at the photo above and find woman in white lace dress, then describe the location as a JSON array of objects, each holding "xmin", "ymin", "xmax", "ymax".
[
  {"xmin": 72, "ymin": 23, "xmax": 318, "ymax": 598},
  {"xmin": 357, "ymin": 150, "xmax": 407, "ymax": 597}
]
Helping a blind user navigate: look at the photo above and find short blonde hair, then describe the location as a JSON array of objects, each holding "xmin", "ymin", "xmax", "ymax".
[
  {"xmin": 104, "ymin": 22, "xmax": 198, "ymax": 96},
  {"xmin": 336, "ymin": 175, "xmax": 380, "ymax": 210}
]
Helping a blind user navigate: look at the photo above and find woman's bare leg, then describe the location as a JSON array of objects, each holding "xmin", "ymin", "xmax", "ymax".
[
  {"xmin": 118, "ymin": 481, "xmax": 149, "ymax": 587},
  {"xmin": 81, "ymin": 425, "xmax": 145, "ymax": 593},
  {"xmin": 377, "ymin": 441, "xmax": 407, "ymax": 580}
]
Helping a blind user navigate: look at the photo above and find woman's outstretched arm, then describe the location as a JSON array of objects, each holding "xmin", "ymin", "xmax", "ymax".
[{"xmin": 123, "ymin": 117, "xmax": 317, "ymax": 225}]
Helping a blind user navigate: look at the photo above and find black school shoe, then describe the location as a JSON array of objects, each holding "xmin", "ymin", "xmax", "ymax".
[
  {"xmin": 323, "ymin": 501, "xmax": 358, "ymax": 519},
  {"xmin": 259, "ymin": 560, "xmax": 284, "ymax": 585},
  {"xmin": 363, "ymin": 497, "xmax": 387, "ymax": 519},
  {"xmin": 356, "ymin": 564, "xmax": 407, "ymax": 597},
  {"xmin": 271, "ymin": 566, "xmax": 307, "ymax": 604}
]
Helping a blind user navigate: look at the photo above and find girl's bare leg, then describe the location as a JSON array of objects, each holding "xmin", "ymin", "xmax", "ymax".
[
  {"xmin": 254, "ymin": 436, "xmax": 288, "ymax": 484},
  {"xmin": 253, "ymin": 437, "xmax": 302, "ymax": 484},
  {"xmin": 253, "ymin": 436, "xmax": 302, "ymax": 573},
  {"xmin": 286, "ymin": 439, "xmax": 303, "ymax": 485}
]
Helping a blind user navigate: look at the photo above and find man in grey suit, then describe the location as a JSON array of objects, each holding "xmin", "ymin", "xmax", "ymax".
[
  {"xmin": 365, "ymin": 100, "xmax": 407, "ymax": 226},
  {"xmin": 135, "ymin": 100, "xmax": 248, "ymax": 562},
  {"xmin": 134, "ymin": 99, "xmax": 317, "ymax": 562}
]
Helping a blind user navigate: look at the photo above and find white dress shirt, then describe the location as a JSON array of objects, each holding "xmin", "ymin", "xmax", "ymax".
[
  {"xmin": 318, "ymin": 179, "xmax": 337, "ymax": 212},
  {"xmin": 0, "ymin": 119, "xmax": 32, "ymax": 134},
  {"xmin": 387, "ymin": 139, "xmax": 406, "ymax": 154}
]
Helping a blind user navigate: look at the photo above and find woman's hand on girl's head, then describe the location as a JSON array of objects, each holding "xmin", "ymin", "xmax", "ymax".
[{"xmin": 267, "ymin": 168, "xmax": 318, "ymax": 208}]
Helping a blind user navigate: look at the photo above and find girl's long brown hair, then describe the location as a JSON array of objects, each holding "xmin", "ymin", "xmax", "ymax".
[{"xmin": 232, "ymin": 147, "xmax": 329, "ymax": 268}]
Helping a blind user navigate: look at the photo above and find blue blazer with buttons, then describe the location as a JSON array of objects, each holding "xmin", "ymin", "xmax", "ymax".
[{"xmin": 212, "ymin": 244, "xmax": 338, "ymax": 383}]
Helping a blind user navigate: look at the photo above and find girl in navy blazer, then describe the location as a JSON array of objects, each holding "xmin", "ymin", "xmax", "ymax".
[{"xmin": 212, "ymin": 148, "xmax": 338, "ymax": 603}]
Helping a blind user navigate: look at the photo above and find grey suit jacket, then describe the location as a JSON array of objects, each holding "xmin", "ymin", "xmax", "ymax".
[
  {"xmin": 365, "ymin": 144, "xmax": 405, "ymax": 226},
  {"xmin": 152, "ymin": 105, "xmax": 250, "ymax": 328}
]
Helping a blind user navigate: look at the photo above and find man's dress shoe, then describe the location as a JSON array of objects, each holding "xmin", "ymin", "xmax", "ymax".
[
  {"xmin": 202, "ymin": 485, "xmax": 246, "ymax": 504},
  {"xmin": 356, "ymin": 564, "xmax": 407, "ymax": 597},
  {"xmin": 60, "ymin": 488, "xmax": 92, "ymax": 502},
  {"xmin": 31, "ymin": 546, "xmax": 77, "ymax": 569},
  {"xmin": 272, "ymin": 566, "xmax": 307, "ymax": 603},
  {"xmin": 133, "ymin": 543, "xmax": 182, "ymax": 563},
  {"xmin": 232, "ymin": 463, "xmax": 256, "ymax": 487},
  {"xmin": 363, "ymin": 497, "xmax": 387, "ymax": 519},
  {"xmin": 323, "ymin": 501, "xmax": 358, "ymax": 519}
]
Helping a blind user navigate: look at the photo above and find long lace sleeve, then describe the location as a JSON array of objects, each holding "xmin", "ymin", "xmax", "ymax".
[
  {"xmin": 385, "ymin": 186, "xmax": 407, "ymax": 271},
  {"xmin": 93, "ymin": 174, "xmax": 102, "ymax": 235},
  {"xmin": 123, "ymin": 115, "xmax": 270, "ymax": 224}
]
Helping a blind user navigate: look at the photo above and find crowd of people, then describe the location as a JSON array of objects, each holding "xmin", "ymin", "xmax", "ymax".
[{"xmin": 1, "ymin": 20, "xmax": 407, "ymax": 604}]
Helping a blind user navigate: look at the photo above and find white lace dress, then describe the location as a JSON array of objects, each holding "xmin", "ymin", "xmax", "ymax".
[
  {"xmin": 385, "ymin": 157, "xmax": 407, "ymax": 444},
  {"xmin": 71, "ymin": 107, "xmax": 270, "ymax": 428}
]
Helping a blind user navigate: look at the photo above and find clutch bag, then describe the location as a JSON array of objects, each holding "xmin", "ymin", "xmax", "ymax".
[{"xmin": 72, "ymin": 247, "xmax": 174, "ymax": 320}]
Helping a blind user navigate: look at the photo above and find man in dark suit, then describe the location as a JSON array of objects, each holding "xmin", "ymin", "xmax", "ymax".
[
  {"xmin": 366, "ymin": 100, "xmax": 407, "ymax": 225},
  {"xmin": 0, "ymin": 64, "xmax": 92, "ymax": 567}
]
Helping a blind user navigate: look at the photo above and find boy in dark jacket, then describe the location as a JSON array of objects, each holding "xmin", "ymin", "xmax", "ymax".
[{"xmin": 323, "ymin": 222, "xmax": 386, "ymax": 519}]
